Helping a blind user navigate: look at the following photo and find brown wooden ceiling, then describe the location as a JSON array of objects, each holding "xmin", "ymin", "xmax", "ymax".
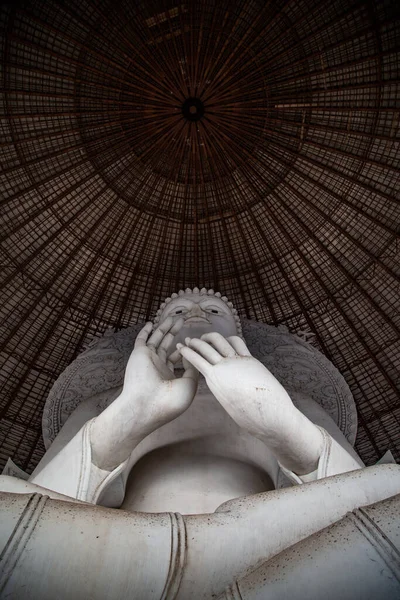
[{"xmin": 0, "ymin": 0, "xmax": 399, "ymax": 472}]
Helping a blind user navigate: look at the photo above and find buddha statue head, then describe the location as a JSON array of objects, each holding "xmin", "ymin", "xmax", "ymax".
[{"xmin": 153, "ymin": 287, "xmax": 242, "ymax": 349}]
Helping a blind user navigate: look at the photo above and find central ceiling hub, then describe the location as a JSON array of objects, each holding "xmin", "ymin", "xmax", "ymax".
[{"xmin": 182, "ymin": 97, "xmax": 205, "ymax": 122}]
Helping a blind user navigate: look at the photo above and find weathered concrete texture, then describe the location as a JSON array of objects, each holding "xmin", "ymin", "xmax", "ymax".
[
  {"xmin": 218, "ymin": 494, "xmax": 400, "ymax": 600},
  {"xmin": 0, "ymin": 465, "xmax": 400, "ymax": 599}
]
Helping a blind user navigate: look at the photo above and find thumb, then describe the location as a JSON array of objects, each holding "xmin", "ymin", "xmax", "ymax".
[
  {"xmin": 167, "ymin": 375, "xmax": 198, "ymax": 412},
  {"xmin": 182, "ymin": 356, "xmax": 199, "ymax": 383}
]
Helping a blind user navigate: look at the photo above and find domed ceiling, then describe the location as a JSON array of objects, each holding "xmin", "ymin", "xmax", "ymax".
[{"xmin": 0, "ymin": 0, "xmax": 399, "ymax": 472}]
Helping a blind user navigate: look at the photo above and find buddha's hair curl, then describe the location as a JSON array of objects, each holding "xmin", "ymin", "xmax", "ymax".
[{"xmin": 153, "ymin": 287, "xmax": 243, "ymax": 338}]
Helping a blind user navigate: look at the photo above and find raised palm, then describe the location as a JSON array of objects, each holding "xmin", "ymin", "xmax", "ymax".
[
  {"xmin": 123, "ymin": 317, "xmax": 199, "ymax": 433},
  {"xmin": 90, "ymin": 317, "xmax": 198, "ymax": 470},
  {"xmin": 177, "ymin": 332, "xmax": 295, "ymax": 441},
  {"xmin": 178, "ymin": 332, "xmax": 323, "ymax": 474}
]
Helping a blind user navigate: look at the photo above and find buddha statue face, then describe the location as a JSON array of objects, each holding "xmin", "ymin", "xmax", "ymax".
[{"xmin": 155, "ymin": 287, "xmax": 241, "ymax": 349}]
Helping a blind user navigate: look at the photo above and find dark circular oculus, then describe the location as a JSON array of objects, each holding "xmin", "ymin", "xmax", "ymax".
[{"xmin": 182, "ymin": 97, "xmax": 205, "ymax": 121}]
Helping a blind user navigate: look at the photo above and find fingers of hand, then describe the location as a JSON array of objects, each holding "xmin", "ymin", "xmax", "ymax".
[
  {"xmin": 156, "ymin": 317, "xmax": 185, "ymax": 361},
  {"xmin": 167, "ymin": 350, "xmax": 199, "ymax": 380},
  {"xmin": 200, "ymin": 332, "xmax": 237, "ymax": 358},
  {"xmin": 177, "ymin": 343, "xmax": 211, "ymax": 377},
  {"xmin": 169, "ymin": 317, "xmax": 185, "ymax": 336},
  {"xmin": 168, "ymin": 349, "xmax": 181, "ymax": 364},
  {"xmin": 182, "ymin": 356, "xmax": 199, "ymax": 382},
  {"xmin": 147, "ymin": 316, "xmax": 175, "ymax": 350},
  {"xmin": 185, "ymin": 337, "xmax": 223, "ymax": 365},
  {"xmin": 134, "ymin": 322, "xmax": 153, "ymax": 348},
  {"xmin": 226, "ymin": 336, "xmax": 251, "ymax": 356}
]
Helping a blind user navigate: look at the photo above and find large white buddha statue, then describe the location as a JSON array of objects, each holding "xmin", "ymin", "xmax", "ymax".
[
  {"xmin": 0, "ymin": 287, "xmax": 399, "ymax": 599},
  {"xmin": 24, "ymin": 287, "xmax": 363, "ymax": 511}
]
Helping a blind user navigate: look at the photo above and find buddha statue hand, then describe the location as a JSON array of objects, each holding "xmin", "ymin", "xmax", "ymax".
[
  {"xmin": 90, "ymin": 317, "xmax": 199, "ymax": 470},
  {"xmin": 123, "ymin": 316, "xmax": 200, "ymax": 422},
  {"xmin": 178, "ymin": 333, "xmax": 323, "ymax": 476}
]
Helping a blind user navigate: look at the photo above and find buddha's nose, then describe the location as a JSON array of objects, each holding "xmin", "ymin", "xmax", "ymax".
[{"xmin": 187, "ymin": 303, "xmax": 206, "ymax": 318}]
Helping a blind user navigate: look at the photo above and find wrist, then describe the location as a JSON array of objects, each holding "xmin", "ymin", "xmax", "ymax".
[
  {"xmin": 255, "ymin": 409, "xmax": 324, "ymax": 475},
  {"xmin": 90, "ymin": 393, "xmax": 151, "ymax": 470},
  {"xmin": 248, "ymin": 398, "xmax": 301, "ymax": 444},
  {"xmin": 90, "ymin": 419, "xmax": 147, "ymax": 471}
]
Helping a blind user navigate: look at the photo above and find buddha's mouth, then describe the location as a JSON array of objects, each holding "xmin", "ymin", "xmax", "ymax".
[{"xmin": 184, "ymin": 317, "xmax": 210, "ymax": 324}]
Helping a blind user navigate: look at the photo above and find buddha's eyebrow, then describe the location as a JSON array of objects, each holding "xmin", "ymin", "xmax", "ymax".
[{"xmin": 199, "ymin": 300, "xmax": 228, "ymax": 311}]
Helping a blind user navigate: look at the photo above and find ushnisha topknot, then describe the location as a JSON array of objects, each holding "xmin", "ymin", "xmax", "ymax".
[{"xmin": 153, "ymin": 287, "xmax": 243, "ymax": 338}]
